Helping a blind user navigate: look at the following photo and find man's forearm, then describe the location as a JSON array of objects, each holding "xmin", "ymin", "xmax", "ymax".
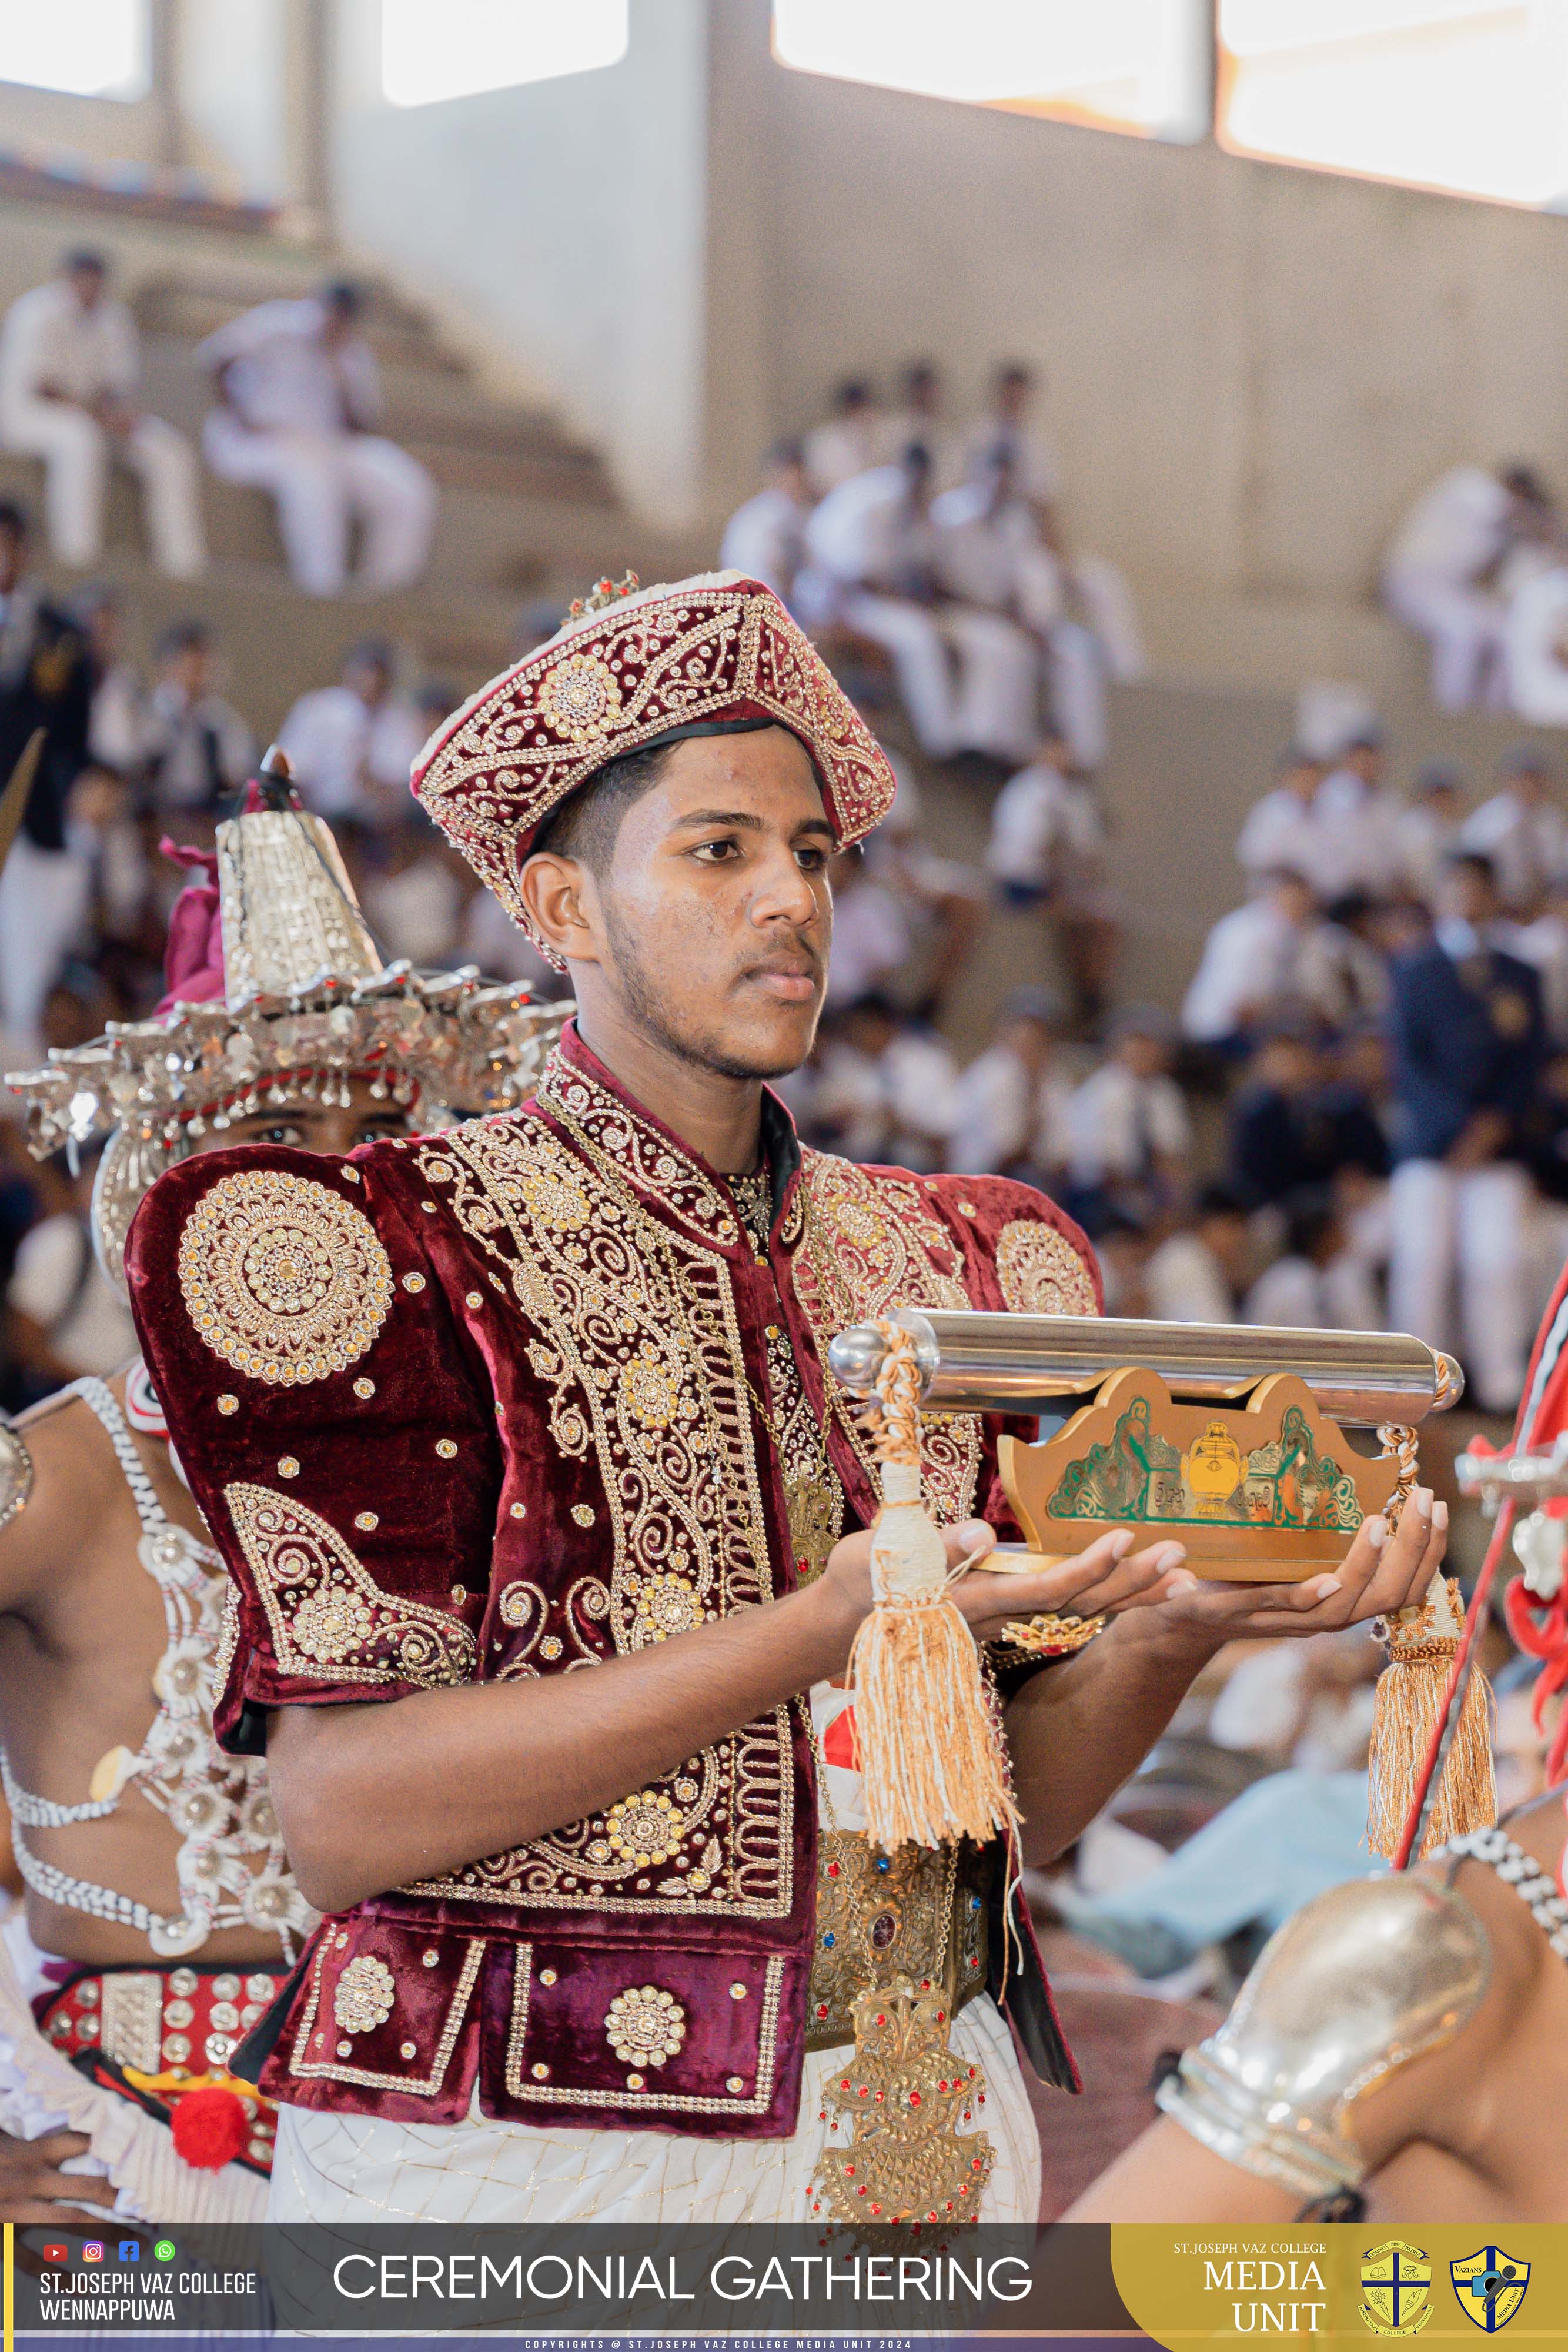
[
  {"xmin": 1005, "ymin": 1609, "xmax": 1217, "ymax": 1867},
  {"xmin": 269, "ymin": 1581, "xmax": 855, "ymax": 1916}
]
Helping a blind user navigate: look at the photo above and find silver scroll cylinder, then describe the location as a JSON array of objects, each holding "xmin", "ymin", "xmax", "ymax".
[{"xmin": 827, "ymin": 1309, "xmax": 1463, "ymax": 1431}]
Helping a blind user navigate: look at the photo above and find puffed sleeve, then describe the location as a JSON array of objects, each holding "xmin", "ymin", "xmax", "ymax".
[{"xmin": 125, "ymin": 1141, "xmax": 499, "ymax": 1753}]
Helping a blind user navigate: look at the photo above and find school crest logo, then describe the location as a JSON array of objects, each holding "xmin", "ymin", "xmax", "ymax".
[
  {"xmin": 1360, "ymin": 2242, "xmax": 1432, "ymax": 2336},
  {"xmin": 1451, "ymin": 2248, "xmax": 1530, "ymax": 2332}
]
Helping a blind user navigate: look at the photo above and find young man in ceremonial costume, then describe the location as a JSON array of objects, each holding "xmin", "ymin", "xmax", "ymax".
[
  {"xmin": 126, "ymin": 573, "xmax": 1446, "ymax": 2225},
  {"xmin": 0, "ymin": 777, "xmax": 559, "ymax": 2223},
  {"xmin": 1071, "ymin": 1247, "xmax": 1568, "ymax": 2229}
]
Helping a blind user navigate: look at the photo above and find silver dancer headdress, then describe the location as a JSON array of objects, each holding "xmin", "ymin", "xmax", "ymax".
[{"xmin": 7, "ymin": 749, "xmax": 568, "ymax": 1292}]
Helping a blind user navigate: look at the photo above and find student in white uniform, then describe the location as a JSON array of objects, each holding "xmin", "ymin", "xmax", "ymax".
[
  {"xmin": 0, "ymin": 250, "xmax": 205, "ymax": 579},
  {"xmin": 1182, "ymin": 870, "xmax": 1318, "ymax": 1051},
  {"xmin": 276, "ymin": 638, "xmax": 427, "ymax": 827},
  {"xmin": 1382, "ymin": 463, "xmax": 1551, "ymax": 710},
  {"xmin": 947, "ymin": 987, "xmax": 1073, "ymax": 1179},
  {"xmin": 803, "ymin": 444, "xmax": 1039, "ymax": 764},
  {"xmin": 1313, "ymin": 733, "xmax": 1402, "ymax": 899},
  {"xmin": 802, "ymin": 377, "xmax": 884, "ymax": 497},
  {"xmin": 718, "ymin": 440, "xmax": 813, "ymax": 607},
  {"xmin": 197, "ymin": 282, "xmax": 436, "ymax": 599},
  {"xmin": 1457, "ymin": 747, "xmax": 1568, "ymax": 915},
  {"xmin": 1504, "ymin": 560, "xmax": 1568, "ymax": 725},
  {"xmin": 1235, "ymin": 750, "xmax": 1329, "ymax": 893},
  {"xmin": 1395, "ymin": 762, "xmax": 1466, "ymax": 906},
  {"xmin": 879, "ymin": 360, "xmax": 958, "ymax": 488}
]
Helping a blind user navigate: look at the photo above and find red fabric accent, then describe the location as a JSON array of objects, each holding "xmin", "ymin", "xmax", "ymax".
[
  {"xmin": 821, "ymin": 1708, "xmax": 859, "ymax": 1771},
  {"xmin": 170, "ymin": 2086, "xmax": 250, "ymax": 2170},
  {"xmin": 126, "ymin": 1021, "xmax": 1094, "ymax": 2133},
  {"xmin": 154, "ymin": 841, "xmax": 225, "ymax": 1012}
]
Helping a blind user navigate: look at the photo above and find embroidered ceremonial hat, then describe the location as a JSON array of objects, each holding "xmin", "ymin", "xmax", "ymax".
[
  {"xmin": 7, "ymin": 759, "xmax": 567, "ymax": 1291},
  {"xmin": 410, "ymin": 570, "xmax": 897, "ymax": 939}
]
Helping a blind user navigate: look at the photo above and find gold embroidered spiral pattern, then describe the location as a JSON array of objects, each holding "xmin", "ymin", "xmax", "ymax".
[{"xmin": 179, "ymin": 1169, "xmax": 394, "ymax": 1384}]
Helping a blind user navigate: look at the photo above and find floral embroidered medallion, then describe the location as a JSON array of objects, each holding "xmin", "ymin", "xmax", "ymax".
[
  {"xmin": 334, "ymin": 1954, "xmax": 396, "ymax": 2036},
  {"xmin": 994, "ymin": 1217, "xmax": 1096, "ymax": 1317},
  {"xmin": 605, "ymin": 1789, "xmax": 684, "ymax": 1867},
  {"xmin": 604, "ymin": 1984, "xmax": 686, "ymax": 2069},
  {"xmin": 178, "ymin": 1170, "xmax": 393, "ymax": 1385},
  {"xmin": 537, "ymin": 651, "xmax": 624, "ymax": 746}
]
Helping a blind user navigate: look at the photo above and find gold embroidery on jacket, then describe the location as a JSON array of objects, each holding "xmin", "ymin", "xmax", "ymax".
[
  {"xmin": 223, "ymin": 1483, "xmax": 477, "ymax": 1689},
  {"xmin": 408, "ymin": 1091, "xmax": 793, "ymax": 1922},
  {"xmin": 505, "ymin": 1943, "xmax": 787, "ymax": 2114},
  {"xmin": 792, "ymin": 1150, "xmax": 981, "ymax": 1524},
  {"xmin": 178, "ymin": 1168, "xmax": 393, "ymax": 1384},
  {"xmin": 290, "ymin": 1936, "xmax": 483, "ymax": 2094},
  {"xmin": 995, "ymin": 1217, "xmax": 1097, "ymax": 1317}
]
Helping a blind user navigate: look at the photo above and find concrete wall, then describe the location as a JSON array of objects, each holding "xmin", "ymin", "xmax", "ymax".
[
  {"xmin": 325, "ymin": 0, "xmax": 711, "ymax": 529},
  {"xmin": 706, "ymin": 0, "xmax": 1568, "ymax": 606}
]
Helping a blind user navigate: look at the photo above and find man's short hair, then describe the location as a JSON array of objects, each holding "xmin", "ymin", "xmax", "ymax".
[
  {"xmin": 531, "ymin": 740, "xmax": 676, "ymax": 873},
  {"xmin": 155, "ymin": 619, "xmax": 210, "ymax": 662},
  {"xmin": 0, "ymin": 499, "xmax": 29, "ymax": 541},
  {"xmin": 833, "ymin": 377, "xmax": 873, "ymax": 411},
  {"xmin": 1502, "ymin": 464, "xmax": 1552, "ymax": 507},
  {"xmin": 767, "ymin": 436, "xmax": 805, "ymax": 470},
  {"xmin": 62, "ymin": 248, "xmax": 106, "ymax": 276},
  {"xmin": 345, "ymin": 636, "xmax": 395, "ymax": 675},
  {"xmin": 1446, "ymin": 849, "xmax": 1497, "ymax": 888},
  {"xmin": 323, "ymin": 279, "xmax": 363, "ymax": 318},
  {"xmin": 995, "ymin": 360, "xmax": 1034, "ymax": 392}
]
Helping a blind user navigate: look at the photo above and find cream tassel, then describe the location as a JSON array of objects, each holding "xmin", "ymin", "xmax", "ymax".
[
  {"xmin": 1367, "ymin": 1572, "xmax": 1496, "ymax": 1863},
  {"xmin": 848, "ymin": 1322, "xmax": 1018, "ymax": 1852}
]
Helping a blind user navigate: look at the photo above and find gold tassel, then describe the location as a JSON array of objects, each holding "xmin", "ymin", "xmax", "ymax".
[
  {"xmin": 850, "ymin": 1325, "xmax": 1018, "ymax": 1853},
  {"xmin": 1366, "ymin": 1575, "xmax": 1496, "ymax": 1862}
]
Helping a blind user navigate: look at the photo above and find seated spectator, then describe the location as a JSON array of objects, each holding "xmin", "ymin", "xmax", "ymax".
[
  {"xmin": 805, "ymin": 994, "xmax": 958, "ymax": 1172},
  {"xmin": 803, "ymin": 442, "xmax": 1039, "ymax": 765},
  {"xmin": 960, "ymin": 360, "xmax": 1065, "ymax": 530},
  {"xmin": 1297, "ymin": 891, "xmax": 1392, "ymax": 1031},
  {"xmin": 1229, "ymin": 1023, "xmax": 1389, "ymax": 1207},
  {"xmin": 948, "ymin": 986, "xmax": 1072, "ymax": 1179},
  {"xmin": 1457, "ymin": 745, "xmax": 1568, "ymax": 914},
  {"xmin": 1313, "ymin": 731, "xmax": 1400, "ymax": 898},
  {"xmin": 718, "ymin": 439, "xmax": 812, "ymax": 607},
  {"xmin": 1065, "ymin": 1006, "xmax": 1191, "ymax": 1229},
  {"xmin": 4, "ymin": 1145, "xmax": 136, "ymax": 1402},
  {"xmin": 140, "ymin": 621, "xmax": 255, "ymax": 814},
  {"xmin": 1382, "ymin": 462, "xmax": 1553, "ymax": 710},
  {"xmin": 1181, "ymin": 869, "xmax": 1318, "ymax": 1051},
  {"xmin": 1145, "ymin": 1184, "xmax": 1252, "ymax": 1324},
  {"xmin": 1394, "ymin": 760, "xmax": 1466, "ymax": 904},
  {"xmin": 803, "ymin": 377, "xmax": 884, "ymax": 496},
  {"xmin": 277, "ymin": 639, "xmax": 426, "ymax": 827},
  {"xmin": 824, "ymin": 842, "xmax": 914, "ymax": 1010},
  {"xmin": 360, "ymin": 817, "xmax": 468, "ymax": 967},
  {"xmin": 880, "ymin": 359, "xmax": 957, "ymax": 487},
  {"xmin": 1387, "ymin": 850, "xmax": 1544, "ymax": 1414},
  {"xmin": 1503, "ymin": 556, "xmax": 1568, "ymax": 724},
  {"xmin": 71, "ymin": 584, "xmax": 145, "ymax": 776},
  {"xmin": 1235, "ymin": 748, "xmax": 1328, "ymax": 891},
  {"xmin": 985, "ymin": 727, "xmax": 1095, "ymax": 903},
  {"xmin": 860, "ymin": 760, "xmax": 986, "ymax": 1014},
  {"xmin": 197, "ymin": 280, "xmax": 437, "ymax": 599},
  {"xmin": 1511, "ymin": 871, "xmax": 1568, "ymax": 1043},
  {"xmin": 1243, "ymin": 1189, "xmax": 1381, "ymax": 1331},
  {"xmin": 0, "ymin": 248, "xmax": 204, "ymax": 580},
  {"xmin": 0, "ymin": 500, "xmax": 93, "ymax": 1069}
]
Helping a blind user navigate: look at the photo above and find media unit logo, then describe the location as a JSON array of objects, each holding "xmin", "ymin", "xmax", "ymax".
[
  {"xmin": 1451, "ymin": 2247, "xmax": 1530, "ymax": 2332},
  {"xmin": 1360, "ymin": 2241, "xmax": 1432, "ymax": 2336}
]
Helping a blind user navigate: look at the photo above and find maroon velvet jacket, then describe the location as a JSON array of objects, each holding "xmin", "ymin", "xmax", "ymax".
[{"xmin": 126, "ymin": 1027, "xmax": 1101, "ymax": 2137}]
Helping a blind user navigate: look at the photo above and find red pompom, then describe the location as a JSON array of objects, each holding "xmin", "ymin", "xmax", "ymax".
[{"xmin": 170, "ymin": 2086, "xmax": 249, "ymax": 2171}]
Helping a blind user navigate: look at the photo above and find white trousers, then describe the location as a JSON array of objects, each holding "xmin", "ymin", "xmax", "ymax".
[
  {"xmin": 842, "ymin": 591, "xmax": 1039, "ymax": 762},
  {"xmin": 1387, "ymin": 1158, "xmax": 1531, "ymax": 1412},
  {"xmin": 0, "ymin": 399, "xmax": 205, "ymax": 579},
  {"xmin": 1383, "ymin": 567, "xmax": 1508, "ymax": 711},
  {"xmin": 203, "ymin": 415, "xmax": 437, "ymax": 597},
  {"xmin": 0, "ymin": 834, "xmax": 91, "ymax": 1068}
]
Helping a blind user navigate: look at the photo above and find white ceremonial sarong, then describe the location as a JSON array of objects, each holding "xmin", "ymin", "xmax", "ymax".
[{"xmin": 268, "ymin": 1685, "xmax": 1043, "ymax": 2223}]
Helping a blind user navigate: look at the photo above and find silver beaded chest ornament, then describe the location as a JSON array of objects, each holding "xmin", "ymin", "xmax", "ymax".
[
  {"xmin": 1, "ymin": 1377, "xmax": 313, "ymax": 1960},
  {"xmin": 5, "ymin": 746, "xmax": 570, "ymax": 1297}
]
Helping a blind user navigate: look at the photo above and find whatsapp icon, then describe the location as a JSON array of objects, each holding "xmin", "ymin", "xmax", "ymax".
[{"xmin": 153, "ymin": 2240, "xmax": 176, "ymax": 2262}]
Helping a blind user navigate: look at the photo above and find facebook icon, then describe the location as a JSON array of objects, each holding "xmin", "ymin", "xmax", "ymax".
[{"xmin": 118, "ymin": 2241, "xmax": 139, "ymax": 2262}]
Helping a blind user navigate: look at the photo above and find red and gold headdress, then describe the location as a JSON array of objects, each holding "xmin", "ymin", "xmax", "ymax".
[{"xmin": 410, "ymin": 570, "xmax": 897, "ymax": 942}]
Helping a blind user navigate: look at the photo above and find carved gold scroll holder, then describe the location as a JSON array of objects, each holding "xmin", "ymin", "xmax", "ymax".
[{"xmin": 990, "ymin": 1366, "xmax": 1400, "ymax": 1587}]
